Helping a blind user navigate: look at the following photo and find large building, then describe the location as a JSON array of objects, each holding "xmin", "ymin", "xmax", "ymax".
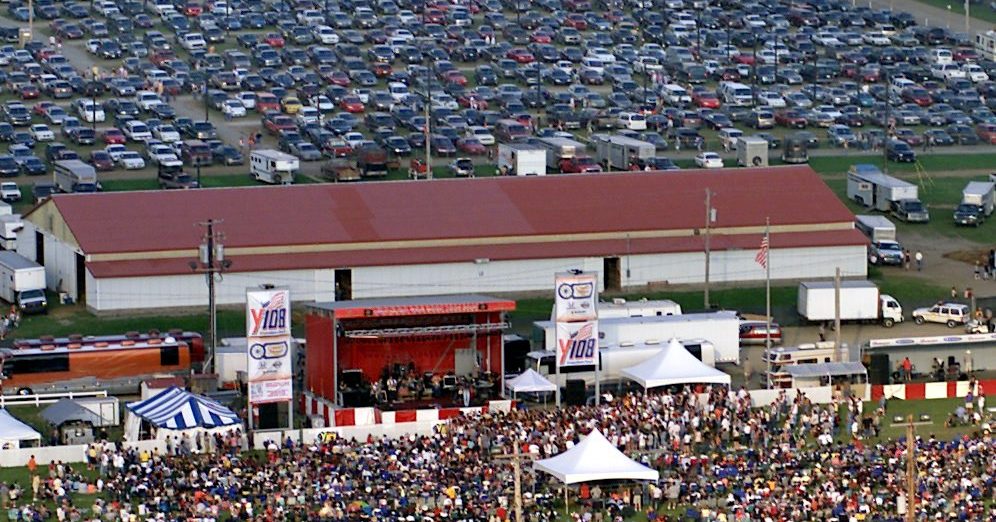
[{"xmin": 20, "ymin": 166, "xmax": 867, "ymax": 312}]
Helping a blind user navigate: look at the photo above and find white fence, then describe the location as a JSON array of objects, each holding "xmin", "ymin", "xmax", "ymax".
[
  {"xmin": 747, "ymin": 385, "xmax": 867, "ymax": 407},
  {"xmin": 0, "ymin": 390, "xmax": 108, "ymax": 408},
  {"xmin": 253, "ymin": 421, "xmax": 445, "ymax": 450}
]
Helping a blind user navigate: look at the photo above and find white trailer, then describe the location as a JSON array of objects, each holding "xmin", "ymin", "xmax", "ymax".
[
  {"xmin": 962, "ymin": 181, "xmax": 995, "ymax": 216},
  {"xmin": 535, "ymin": 311, "xmax": 741, "ymax": 364},
  {"xmin": 524, "ymin": 338, "xmax": 718, "ymax": 386},
  {"xmin": 592, "ymin": 134, "xmax": 656, "ymax": 170},
  {"xmin": 0, "ymin": 251, "xmax": 46, "ymax": 313},
  {"xmin": 846, "ymin": 164, "xmax": 918, "ymax": 211},
  {"xmin": 0, "ymin": 214, "xmax": 22, "ymax": 250},
  {"xmin": 797, "ymin": 280, "xmax": 903, "ymax": 327},
  {"xmin": 534, "ymin": 136, "xmax": 587, "ymax": 171},
  {"xmin": 498, "ymin": 143, "xmax": 546, "ymax": 176},
  {"xmin": 854, "ymin": 215, "xmax": 897, "ymax": 243},
  {"xmin": 547, "ymin": 298, "xmax": 682, "ymax": 321},
  {"xmin": 53, "ymin": 160, "xmax": 99, "ymax": 193},
  {"xmin": 250, "ymin": 149, "xmax": 299, "ymax": 184}
]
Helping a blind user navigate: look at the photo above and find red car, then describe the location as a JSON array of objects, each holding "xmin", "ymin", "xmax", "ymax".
[
  {"xmin": 775, "ymin": 110, "xmax": 808, "ymax": 129},
  {"xmin": 442, "ymin": 70, "xmax": 468, "ymax": 86},
  {"xmin": 563, "ymin": 13, "xmax": 588, "ymax": 30},
  {"xmin": 182, "ymin": 1, "xmax": 202, "ymax": 16},
  {"xmin": 339, "ymin": 96, "xmax": 365, "ymax": 113},
  {"xmin": 530, "ymin": 30, "xmax": 553, "ymax": 43},
  {"xmin": 89, "ymin": 150, "xmax": 115, "ymax": 171},
  {"xmin": 733, "ymin": 54, "xmax": 756, "ymax": 65},
  {"xmin": 455, "ymin": 137, "xmax": 486, "ymax": 155},
  {"xmin": 256, "ymin": 94, "xmax": 280, "ymax": 112},
  {"xmin": 327, "ymin": 70, "xmax": 351, "ymax": 87},
  {"xmin": 692, "ymin": 91, "xmax": 721, "ymax": 109},
  {"xmin": 19, "ymin": 85, "xmax": 40, "ymax": 100},
  {"xmin": 975, "ymin": 123, "xmax": 996, "ymax": 144},
  {"xmin": 263, "ymin": 33, "xmax": 285, "ymax": 48},
  {"xmin": 457, "ymin": 94, "xmax": 488, "ymax": 110},
  {"xmin": 32, "ymin": 101, "xmax": 55, "ymax": 116},
  {"xmin": 901, "ymin": 88, "xmax": 932, "ymax": 107},
  {"xmin": 371, "ymin": 63, "xmax": 392, "ymax": 77},
  {"xmin": 506, "ymin": 48, "xmax": 535, "ymax": 64},
  {"xmin": 952, "ymin": 47, "xmax": 979, "ymax": 62},
  {"xmin": 423, "ymin": 8, "xmax": 445, "ymax": 23},
  {"xmin": 150, "ymin": 50, "xmax": 177, "ymax": 66},
  {"xmin": 322, "ymin": 140, "xmax": 352, "ymax": 158},
  {"xmin": 102, "ymin": 128, "xmax": 126, "ymax": 145},
  {"xmin": 263, "ymin": 113, "xmax": 295, "ymax": 134}
]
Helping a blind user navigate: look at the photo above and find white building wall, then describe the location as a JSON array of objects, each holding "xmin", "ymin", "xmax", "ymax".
[
  {"xmin": 88, "ymin": 268, "xmax": 337, "ymax": 312},
  {"xmin": 16, "ymin": 221, "xmax": 82, "ymax": 299},
  {"xmin": 350, "ymin": 257, "xmax": 604, "ymax": 298}
]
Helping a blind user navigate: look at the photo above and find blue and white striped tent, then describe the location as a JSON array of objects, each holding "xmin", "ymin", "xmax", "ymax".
[{"xmin": 126, "ymin": 386, "xmax": 241, "ymax": 430}]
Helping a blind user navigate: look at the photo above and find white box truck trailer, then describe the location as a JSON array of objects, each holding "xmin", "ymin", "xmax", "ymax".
[
  {"xmin": 547, "ymin": 298, "xmax": 682, "ymax": 321},
  {"xmin": 962, "ymin": 181, "xmax": 995, "ymax": 216},
  {"xmin": 0, "ymin": 251, "xmax": 46, "ymax": 313},
  {"xmin": 592, "ymin": 134, "xmax": 656, "ymax": 170},
  {"xmin": 498, "ymin": 143, "xmax": 546, "ymax": 176},
  {"xmin": 53, "ymin": 160, "xmax": 99, "ymax": 193},
  {"xmin": 534, "ymin": 311, "xmax": 741, "ymax": 364},
  {"xmin": 797, "ymin": 280, "xmax": 903, "ymax": 327},
  {"xmin": 534, "ymin": 136, "xmax": 585, "ymax": 170},
  {"xmin": 250, "ymin": 149, "xmax": 299, "ymax": 184},
  {"xmin": 846, "ymin": 164, "xmax": 919, "ymax": 211},
  {"xmin": 854, "ymin": 215, "xmax": 897, "ymax": 243},
  {"xmin": 0, "ymin": 214, "xmax": 22, "ymax": 251}
]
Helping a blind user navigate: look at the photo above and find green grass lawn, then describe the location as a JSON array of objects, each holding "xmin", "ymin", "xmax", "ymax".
[
  {"xmin": 863, "ymin": 397, "xmax": 976, "ymax": 441},
  {"xmin": 911, "ymin": 0, "xmax": 996, "ymax": 23},
  {"xmin": 810, "ymin": 152, "xmax": 996, "ymax": 175},
  {"xmin": 13, "ymin": 303, "xmax": 250, "ymax": 341}
]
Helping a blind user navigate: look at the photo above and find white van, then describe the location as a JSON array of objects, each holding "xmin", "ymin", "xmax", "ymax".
[
  {"xmin": 719, "ymin": 81, "xmax": 753, "ymax": 107},
  {"xmin": 931, "ymin": 48, "xmax": 953, "ymax": 65},
  {"xmin": 388, "ymin": 82, "xmax": 410, "ymax": 103},
  {"xmin": 661, "ymin": 84, "xmax": 691, "ymax": 106},
  {"xmin": 617, "ymin": 112, "xmax": 647, "ymax": 130},
  {"xmin": 581, "ymin": 57, "xmax": 605, "ymax": 74},
  {"xmin": 250, "ymin": 149, "xmax": 298, "ymax": 184}
]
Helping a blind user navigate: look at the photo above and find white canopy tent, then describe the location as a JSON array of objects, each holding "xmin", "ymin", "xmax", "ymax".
[
  {"xmin": 621, "ymin": 338, "xmax": 732, "ymax": 389},
  {"xmin": 0, "ymin": 409, "xmax": 41, "ymax": 449},
  {"xmin": 505, "ymin": 369, "xmax": 557, "ymax": 395},
  {"xmin": 533, "ymin": 428, "xmax": 660, "ymax": 484}
]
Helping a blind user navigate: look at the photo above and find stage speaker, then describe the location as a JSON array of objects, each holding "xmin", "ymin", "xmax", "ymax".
[
  {"xmin": 256, "ymin": 402, "xmax": 283, "ymax": 430},
  {"xmin": 342, "ymin": 390, "xmax": 371, "ymax": 407},
  {"xmin": 341, "ymin": 369, "xmax": 363, "ymax": 387},
  {"xmin": 565, "ymin": 379, "xmax": 586, "ymax": 406},
  {"xmin": 868, "ymin": 353, "xmax": 891, "ymax": 385}
]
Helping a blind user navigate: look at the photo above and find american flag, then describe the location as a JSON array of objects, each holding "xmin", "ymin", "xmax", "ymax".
[
  {"xmin": 263, "ymin": 291, "xmax": 285, "ymax": 311},
  {"xmin": 755, "ymin": 234, "xmax": 769, "ymax": 269},
  {"xmin": 573, "ymin": 322, "xmax": 594, "ymax": 339}
]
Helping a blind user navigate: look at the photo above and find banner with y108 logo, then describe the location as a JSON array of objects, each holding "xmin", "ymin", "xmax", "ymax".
[
  {"xmin": 556, "ymin": 320, "xmax": 598, "ymax": 367},
  {"xmin": 247, "ymin": 288, "xmax": 292, "ymax": 404}
]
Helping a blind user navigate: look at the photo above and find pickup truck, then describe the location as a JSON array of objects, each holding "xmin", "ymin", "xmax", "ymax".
[
  {"xmin": 890, "ymin": 199, "xmax": 930, "ymax": 223},
  {"xmin": 559, "ymin": 155, "xmax": 603, "ymax": 173},
  {"xmin": 321, "ymin": 158, "xmax": 361, "ymax": 182}
]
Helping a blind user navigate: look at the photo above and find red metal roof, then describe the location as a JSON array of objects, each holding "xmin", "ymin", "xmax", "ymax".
[
  {"xmin": 86, "ymin": 229, "xmax": 866, "ymax": 278},
  {"xmin": 309, "ymin": 295, "xmax": 517, "ymax": 319},
  {"xmin": 49, "ymin": 166, "xmax": 852, "ymax": 255}
]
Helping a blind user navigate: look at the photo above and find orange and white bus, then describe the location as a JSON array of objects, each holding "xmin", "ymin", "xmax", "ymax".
[
  {"xmin": 0, "ymin": 337, "xmax": 192, "ymax": 394},
  {"xmin": 12, "ymin": 330, "xmax": 205, "ymax": 363}
]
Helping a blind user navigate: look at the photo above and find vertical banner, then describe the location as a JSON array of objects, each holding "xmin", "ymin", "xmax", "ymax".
[
  {"xmin": 246, "ymin": 288, "xmax": 292, "ymax": 404},
  {"xmin": 554, "ymin": 272, "xmax": 598, "ymax": 322},
  {"xmin": 556, "ymin": 321, "xmax": 598, "ymax": 367}
]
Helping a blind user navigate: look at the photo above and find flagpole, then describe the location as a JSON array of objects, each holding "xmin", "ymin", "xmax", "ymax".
[{"xmin": 764, "ymin": 217, "xmax": 771, "ymax": 388}]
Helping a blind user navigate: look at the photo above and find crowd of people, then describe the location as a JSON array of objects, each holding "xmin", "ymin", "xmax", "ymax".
[{"xmin": 2, "ymin": 385, "xmax": 994, "ymax": 521}]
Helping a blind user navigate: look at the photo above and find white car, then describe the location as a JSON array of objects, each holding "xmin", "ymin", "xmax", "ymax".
[
  {"xmin": 104, "ymin": 144, "xmax": 128, "ymax": 161},
  {"xmin": 862, "ymin": 31, "xmax": 892, "ymax": 46},
  {"xmin": 76, "ymin": 100, "xmax": 105, "ymax": 123},
  {"xmin": 617, "ymin": 112, "xmax": 648, "ymax": 131},
  {"xmin": 123, "ymin": 121, "xmax": 152, "ymax": 142},
  {"xmin": 134, "ymin": 90, "xmax": 162, "ymax": 112},
  {"xmin": 964, "ymin": 64, "xmax": 990, "ymax": 83},
  {"xmin": 153, "ymin": 125, "xmax": 181, "ymax": 143},
  {"xmin": 222, "ymin": 100, "xmax": 247, "ymax": 118},
  {"xmin": 236, "ymin": 92, "xmax": 257, "ymax": 110},
  {"xmin": 29, "ymin": 124, "xmax": 55, "ymax": 142},
  {"xmin": 295, "ymin": 106, "xmax": 319, "ymax": 125},
  {"xmin": 312, "ymin": 25, "xmax": 339, "ymax": 44},
  {"xmin": 912, "ymin": 302, "xmax": 970, "ymax": 328},
  {"xmin": 117, "ymin": 151, "xmax": 146, "ymax": 170},
  {"xmin": 179, "ymin": 33, "xmax": 207, "ymax": 51},
  {"xmin": 0, "ymin": 182, "xmax": 21, "ymax": 202},
  {"xmin": 694, "ymin": 152, "xmax": 724, "ymax": 168},
  {"xmin": 343, "ymin": 132, "xmax": 366, "ymax": 149},
  {"xmin": 757, "ymin": 91, "xmax": 787, "ymax": 108},
  {"xmin": 466, "ymin": 126, "xmax": 495, "ymax": 146},
  {"xmin": 145, "ymin": 143, "xmax": 178, "ymax": 165},
  {"xmin": 310, "ymin": 95, "xmax": 334, "ymax": 113}
]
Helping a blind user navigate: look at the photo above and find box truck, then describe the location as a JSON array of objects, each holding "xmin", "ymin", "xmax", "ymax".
[
  {"xmin": 523, "ymin": 338, "xmax": 717, "ymax": 386},
  {"xmin": 53, "ymin": 160, "xmax": 99, "ymax": 193},
  {"xmin": 797, "ymin": 280, "xmax": 903, "ymax": 327},
  {"xmin": 498, "ymin": 143, "xmax": 545, "ymax": 176},
  {"xmin": 534, "ymin": 136, "xmax": 584, "ymax": 170},
  {"xmin": 0, "ymin": 214, "xmax": 22, "ymax": 250},
  {"xmin": 962, "ymin": 181, "xmax": 995, "ymax": 216},
  {"xmin": 250, "ymin": 149, "xmax": 298, "ymax": 184},
  {"xmin": 0, "ymin": 251, "xmax": 46, "ymax": 313},
  {"xmin": 846, "ymin": 164, "xmax": 919, "ymax": 211},
  {"xmin": 592, "ymin": 134, "xmax": 656, "ymax": 170},
  {"xmin": 534, "ymin": 311, "xmax": 741, "ymax": 363}
]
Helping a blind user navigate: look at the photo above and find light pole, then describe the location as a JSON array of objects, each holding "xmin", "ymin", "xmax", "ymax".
[
  {"xmin": 752, "ymin": 39, "xmax": 758, "ymax": 106},
  {"xmin": 91, "ymin": 66, "xmax": 98, "ymax": 131},
  {"xmin": 203, "ymin": 76, "xmax": 209, "ymax": 122},
  {"xmin": 424, "ymin": 63, "xmax": 432, "ymax": 179},
  {"xmin": 188, "ymin": 219, "xmax": 231, "ymax": 374}
]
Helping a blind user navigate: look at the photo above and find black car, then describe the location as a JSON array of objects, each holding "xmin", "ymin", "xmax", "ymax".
[
  {"xmin": 886, "ymin": 139, "xmax": 916, "ymax": 162},
  {"xmin": 212, "ymin": 145, "xmax": 244, "ymax": 166},
  {"xmin": 20, "ymin": 156, "xmax": 46, "ymax": 176},
  {"xmin": 32, "ymin": 181, "xmax": 58, "ymax": 202}
]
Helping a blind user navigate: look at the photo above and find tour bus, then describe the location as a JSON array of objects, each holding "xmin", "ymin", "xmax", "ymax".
[{"xmin": 0, "ymin": 337, "xmax": 193, "ymax": 394}]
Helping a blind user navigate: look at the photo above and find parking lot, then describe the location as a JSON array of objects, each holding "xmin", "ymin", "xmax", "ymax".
[{"xmin": 1, "ymin": 0, "xmax": 996, "ymax": 199}]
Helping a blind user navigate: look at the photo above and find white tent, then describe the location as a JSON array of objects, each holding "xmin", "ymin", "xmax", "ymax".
[
  {"xmin": 0, "ymin": 409, "xmax": 41, "ymax": 449},
  {"xmin": 533, "ymin": 429, "xmax": 659, "ymax": 484},
  {"xmin": 621, "ymin": 338, "xmax": 732, "ymax": 389},
  {"xmin": 505, "ymin": 369, "xmax": 557, "ymax": 395}
]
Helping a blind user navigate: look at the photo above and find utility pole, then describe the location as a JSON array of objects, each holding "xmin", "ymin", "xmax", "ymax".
[
  {"xmin": 494, "ymin": 443, "xmax": 535, "ymax": 522},
  {"xmin": 189, "ymin": 219, "xmax": 231, "ymax": 374},
  {"xmin": 906, "ymin": 414, "xmax": 916, "ymax": 522},
  {"xmin": 703, "ymin": 189, "xmax": 715, "ymax": 309},
  {"xmin": 884, "ymin": 67, "xmax": 891, "ymax": 173},
  {"xmin": 424, "ymin": 63, "xmax": 432, "ymax": 180},
  {"xmin": 834, "ymin": 267, "xmax": 841, "ymax": 351},
  {"xmin": 965, "ymin": 0, "xmax": 970, "ymax": 33}
]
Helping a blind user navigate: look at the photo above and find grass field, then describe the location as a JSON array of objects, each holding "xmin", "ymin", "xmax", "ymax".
[
  {"xmin": 809, "ymin": 152, "xmax": 996, "ymax": 175},
  {"xmin": 911, "ymin": 0, "xmax": 996, "ymax": 23}
]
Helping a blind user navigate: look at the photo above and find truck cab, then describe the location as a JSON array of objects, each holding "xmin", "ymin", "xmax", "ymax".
[
  {"xmin": 869, "ymin": 240, "xmax": 903, "ymax": 265},
  {"xmin": 16, "ymin": 288, "xmax": 46, "ymax": 314},
  {"xmin": 157, "ymin": 161, "xmax": 198, "ymax": 189},
  {"xmin": 890, "ymin": 199, "xmax": 929, "ymax": 223},
  {"xmin": 953, "ymin": 203, "xmax": 984, "ymax": 226},
  {"xmin": 559, "ymin": 155, "xmax": 602, "ymax": 173}
]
